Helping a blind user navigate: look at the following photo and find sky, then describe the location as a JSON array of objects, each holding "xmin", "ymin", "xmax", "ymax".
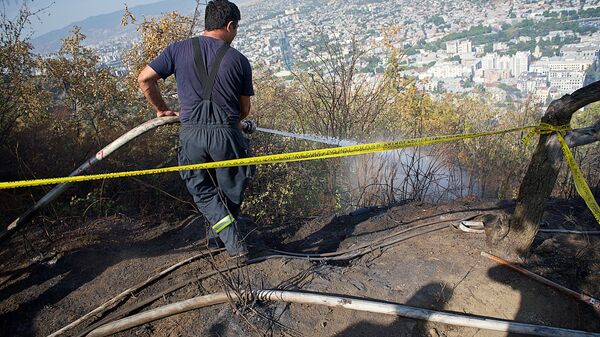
[{"xmin": 2, "ymin": 0, "xmax": 167, "ymax": 37}]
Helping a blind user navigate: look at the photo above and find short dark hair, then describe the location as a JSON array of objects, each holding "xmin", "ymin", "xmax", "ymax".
[{"xmin": 205, "ymin": 0, "xmax": 241, "ymax": 31}]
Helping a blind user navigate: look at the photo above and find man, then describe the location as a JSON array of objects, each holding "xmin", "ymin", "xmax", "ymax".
[{"xmin": 138, "ymin": 0, "xmax": 254, "ymax": 259}]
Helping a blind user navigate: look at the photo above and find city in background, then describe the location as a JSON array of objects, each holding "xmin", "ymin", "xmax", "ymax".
[{"xmin": 49, "ymin": 0, "xmax": 600, "ymax": 108}]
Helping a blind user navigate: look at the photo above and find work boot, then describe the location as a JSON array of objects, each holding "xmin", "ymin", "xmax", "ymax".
[
  {"xmin": 206, "ymin": 226, "xmax": 225, "ymax": 252},
  {"xmin": 218, "ymin": 222, "xmax": 249, "ymax": 259},
  {"xmin": 207, "ymin": 236, "xmax": 225, "ymax": 250}
]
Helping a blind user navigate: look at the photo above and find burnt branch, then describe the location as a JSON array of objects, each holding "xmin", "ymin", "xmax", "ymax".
[
  {"xmin": 566, "ymin": 118, "xmax": 600, "ymax": 148},
  {"xmin": 542, "ymin": 80, "xmax": 600, "ymax": 125}
]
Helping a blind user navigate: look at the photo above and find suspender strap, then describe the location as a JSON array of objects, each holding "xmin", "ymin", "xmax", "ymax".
[
  {"xmin": 203, "ymin": 44, "xmax": 230, "ymax": 100},
  {"xmin": 192, "ymin": 37, "xmax": 209, "ymax": 91},
  {"xmin": 191, "ymin": 37, "xmax": 230, "ymax": 101}
]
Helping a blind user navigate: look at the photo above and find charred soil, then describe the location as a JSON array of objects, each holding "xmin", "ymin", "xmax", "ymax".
[{"xmin": 1, "ymin": 197, "xmax": 599, "ymax": 337}]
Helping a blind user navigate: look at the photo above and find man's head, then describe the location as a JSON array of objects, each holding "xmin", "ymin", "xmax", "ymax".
[{"xmin": 205, "ymin": 0, "xmax": 241, "ymax": 43}]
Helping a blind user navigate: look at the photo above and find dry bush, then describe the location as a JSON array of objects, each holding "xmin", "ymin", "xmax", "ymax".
[
  {"xmin": 0, "ymin": 5, "xmax": 50, "ymax": 145},
  {"xmin": 345, "ymin": 83, "xmax": 543, "ymax": 207},
  {"xmin": 272, "ymin": 32, "xmax": 394, "ymax": 212},
  {"xmin": 1, "ymin": 18, "xmax": 192, "ymax": 222},
  {"xmin": 242, "ymin": 137, "xmax": 331, "ymax": 225},
  {"xmin": 445, "ymin": 96, "xmax": 542, "ymax": 199},
  {"xmin": 242, "ymin": 70, "xmax": 332, "ymax": 225}
]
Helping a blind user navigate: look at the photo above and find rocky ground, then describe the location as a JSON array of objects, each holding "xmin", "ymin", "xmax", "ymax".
[{"xmin": 1, "ymin": 197, "xmax": 599, "ymax": 337}]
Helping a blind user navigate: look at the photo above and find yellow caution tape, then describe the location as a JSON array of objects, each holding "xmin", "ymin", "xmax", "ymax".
[
  {"xmin": 524, "ymin": 122, "xmax": 600, "ymax": 224},
  {"xmin": 522, "ymin": 122, "xmax": 572, "ymax": 146},
  {"xmin": 0, "ymin": 123, "xmax": 598, "ymax": 224},
  {"xmin": 555, "ymin": 128, "xmax": 600, "ymax": 224},
  {"xmin": 0, "ymin": 125, "xmax": 534, "ymax": 190}
]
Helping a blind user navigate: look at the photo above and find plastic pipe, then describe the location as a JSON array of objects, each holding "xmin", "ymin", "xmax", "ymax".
[
  {"xmin": 1, "ymin": 116, "xmax": 179, "ymax": 243},
  {"xmin": 86, "ymin": 289, "xmax": 600, "ymax": 337}
]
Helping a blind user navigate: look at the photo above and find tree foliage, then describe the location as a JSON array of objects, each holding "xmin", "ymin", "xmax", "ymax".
[
  {"xmin": 42, "ymin": 27, "xmax": 127, "ymax": 137},
  {"xmin": 0, "ymin": 4, "xmax": 48, "ymax": 143},
  {"xmin": 122, "ymin": 10, "xmax": 197, "ymax": 114}
]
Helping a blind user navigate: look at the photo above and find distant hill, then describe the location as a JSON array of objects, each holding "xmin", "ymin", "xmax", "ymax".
[{"xmin": 31, "ymin": 0, "xmax": 254, "ymax": 54}]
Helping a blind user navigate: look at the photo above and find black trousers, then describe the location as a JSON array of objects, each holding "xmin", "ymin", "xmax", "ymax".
[{"xmin": 178, "ymin": 124, "xmax": 252, "ymax": 255}]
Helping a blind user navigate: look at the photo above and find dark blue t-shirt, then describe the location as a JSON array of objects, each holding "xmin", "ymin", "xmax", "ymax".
[{"xmin": 149, "ymin": 36, "xmax": 254, "ymax": 123}]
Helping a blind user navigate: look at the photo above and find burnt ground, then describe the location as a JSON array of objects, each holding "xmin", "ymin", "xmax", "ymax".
[{"xmin": 0, "ymin": 197, "xmax": 599, "ymax": 337}]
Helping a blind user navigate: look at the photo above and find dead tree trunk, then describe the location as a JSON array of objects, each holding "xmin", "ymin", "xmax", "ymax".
[{"xmin": 491, "ymin": 80, "xmax": 600, "ymax": 258}]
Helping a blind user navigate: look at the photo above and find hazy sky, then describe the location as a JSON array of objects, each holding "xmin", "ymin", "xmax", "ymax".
[{"xmin": 3, "ymin": 0, "xmax": 170, "ymax": 37}]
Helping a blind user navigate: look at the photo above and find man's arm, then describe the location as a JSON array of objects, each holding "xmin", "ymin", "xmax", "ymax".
[
  {"xmin": 137, "ymin": 66, "xmax": 179, "ymax": 117},
  {"xmin": 240, "ymin": 95, "xmax": 251, "ymax": 120}
]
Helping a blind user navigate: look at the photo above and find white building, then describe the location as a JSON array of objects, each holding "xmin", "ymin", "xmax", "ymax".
[
  {"xmin": 561, "ymin": 43, "xmax": 600, "ymax": 61},
  {"xmin": 530, "ymin": 57, "xmax": 595, "ymax": 76},
  {"xmin": 530, "ymin": 62, "xmax": 550, "ymax": 76},
  {"xmin": 548, "ymin": 58, "xmax": 594, "ymax": 72},
  {"xmin": 512, "ymin": 51, "xmax": 531, "ymax": 78},
  {"xmin": 517, "ymin": 72, "xmax": 548, "ymax": 94},
  {"xmin": 478, "ymin": 52, "xmax": 530, "ymax": 77},
  {"xmin": 481, "ymin": 53, "xmax": 496, "ymax": 70},
  {"xmin": 446, "ymin": 39, "xmax": 472, "ymax": 55},
  {"xmin": 549, "ymin": 70, "xmax": 586, "ymax": 95},
  {"xmin": 493, "ymin": 42, "xmax": 508, "ymax": 52},
  {"xmin": 580, "ymin": 32, "xmax": 600, "ymax": 44},
  {"xmin": 426, "ymin": 61, "xmax": 473, "ymax": 79},
  {"xmin": 518, "ymin": 36, "xmax": 533, "ymax": 43},
  {"xmin": 458, "ymin": 40, "xmax": 472, "ymax": 55}
]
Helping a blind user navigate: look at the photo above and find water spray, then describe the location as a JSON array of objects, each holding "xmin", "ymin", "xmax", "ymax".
[
  {"xmin": 243, "ymin": 119, "xmax": 356, "ymax": 146},
  {"xmin": 256, "ymin": 127, "xmax": 357, "ymax": 147}
]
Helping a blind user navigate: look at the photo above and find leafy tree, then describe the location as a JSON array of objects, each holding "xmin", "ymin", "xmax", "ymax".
[
  {"xmin": 42, "ymin": 27, "xmax": 127, "ymax": 138},
  {"xmin": 122, "ymin": 10, "xmax": 197, "ymax": 115},
  {"xmin": 429, "ymin": 15, "xmax": 445, "ymax": 26},
  {"xmin": 0, "ymin": 4, "xmax": 49, "ymax": 144}
]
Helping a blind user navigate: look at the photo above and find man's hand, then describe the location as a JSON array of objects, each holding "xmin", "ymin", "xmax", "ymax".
[
  {"xmin": 139, "ymin": 66, "xmax": 176, "ymax": 118},
  {"xmin": 157, "ymin": 110, "xmax": 179, "ymax": 117}
]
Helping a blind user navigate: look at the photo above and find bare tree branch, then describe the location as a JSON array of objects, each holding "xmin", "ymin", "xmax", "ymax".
[
  {"xmin": 543, "ymin": 81, "xmax": 600, "ymax": 125},
  {"xmin": 566, "ymin": 118, "xmax": 600, "ymax": 148}
]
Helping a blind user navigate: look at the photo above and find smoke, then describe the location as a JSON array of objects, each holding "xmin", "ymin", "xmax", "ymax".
[{"xmin": 256, "ymin": 127, "xmax": 481, "ymax": 210}]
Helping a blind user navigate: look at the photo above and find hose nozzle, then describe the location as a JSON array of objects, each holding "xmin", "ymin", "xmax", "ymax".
[{"xmin": 241, "ymin": 120, "xmax": 257, "ymax": 134}]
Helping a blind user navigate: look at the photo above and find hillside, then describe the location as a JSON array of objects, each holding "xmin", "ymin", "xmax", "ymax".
[
  {"xmin": 31, "ymin": 0, "xmax": 255, "ymax": 53},
  {"xmin": 0, "ymin": 197, "xmax": 598, "ymax": 336}
]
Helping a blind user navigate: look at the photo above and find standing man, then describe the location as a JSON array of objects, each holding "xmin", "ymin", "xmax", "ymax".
[{"xmin": 138, "ymin": 0, "xmax": 254, "ymax": 259}]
